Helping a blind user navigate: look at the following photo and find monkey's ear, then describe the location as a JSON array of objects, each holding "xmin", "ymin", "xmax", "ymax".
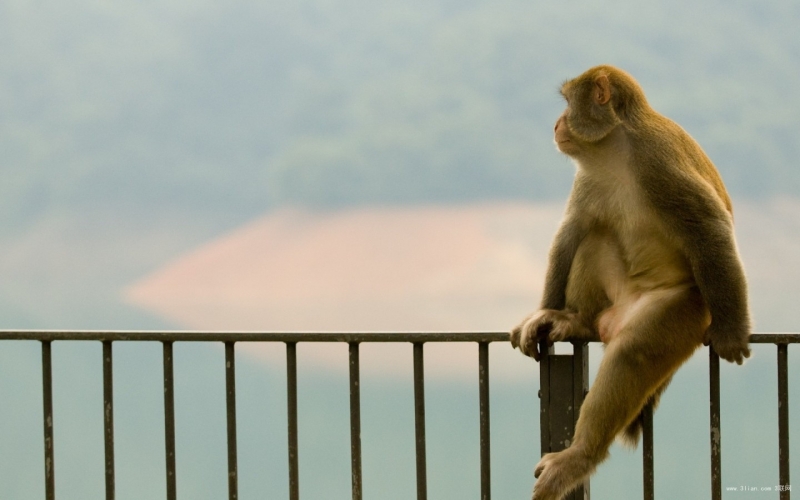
[{"xmin": 594, "ymin": 75, "xmax": 612, "ymax": 105}]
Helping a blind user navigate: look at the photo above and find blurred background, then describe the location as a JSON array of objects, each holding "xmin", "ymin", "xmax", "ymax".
[{"xmin": 1, "ymin": 0, "xmax": 799, "ymax": 498}]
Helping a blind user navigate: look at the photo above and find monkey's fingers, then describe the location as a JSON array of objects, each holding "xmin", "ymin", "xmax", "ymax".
[
  {"xmin": 735, "ymin": 346, "xmax": 751, "ymax": 365},
  {"xmin": 526, "ymin": 334, "xmax": 542, "ymax": 361},
  {"xmin": 535, "ymin": 322, "xmax": 556, "ymax": 351},
  {"xmin": 510, "ymin": 327, "xmax": 521, "ymax": 349},
  {"xmin": 735, "ymin": 347, "xmax": 752, "ymax": 365},
  {"xmin": 718, "ymin": 345, "xmax": 751, "ymax": 365},
  {"xmin": 513, "ymin": 317, "xmax": 542, "ymax": 360},
  {"xmin": 519, "ymin": 328, "xmax": 539, "ymax": 360},
  {"xmin": 531, "ymin": 343, "xmax": 541, "ymax": 362}
]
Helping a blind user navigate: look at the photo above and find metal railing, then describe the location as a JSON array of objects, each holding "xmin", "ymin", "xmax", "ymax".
[
  {"xmin": 0, "ymin": 330, "xmax": 796, "ymax": 500},
  {"xmin": 710, "ymin": 334, "xmax": 796, "ymax": 500}
]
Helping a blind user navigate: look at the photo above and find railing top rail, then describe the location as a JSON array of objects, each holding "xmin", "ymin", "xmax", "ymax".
[
  {"xmin": 0, "ymin": 330, "xmax": 510, "ymax": 343},
  {"xmin": 0, "ymin": 330, "xmax": 798, "ymax": 343}
]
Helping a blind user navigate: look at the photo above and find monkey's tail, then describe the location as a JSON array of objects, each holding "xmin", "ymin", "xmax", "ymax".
[{"xmin": 618, "ymin": 375, "xmax": 673, "ymax": 448}]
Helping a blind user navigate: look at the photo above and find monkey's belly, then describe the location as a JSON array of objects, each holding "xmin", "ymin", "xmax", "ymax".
[{"xmin": 566, "ymin": 231, "xmax": 697, "ymax": 343}]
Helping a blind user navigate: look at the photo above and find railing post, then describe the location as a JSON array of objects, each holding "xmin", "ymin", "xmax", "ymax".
[
  {"xmin": 413, "ymin": 342, "xmax": 427, "ymax": 500},
  {"xmin": 225, "ymin": 342, "xmax": 238, "ymax": 500},
  {"xmin": 709, "ymin": 347, "xmax": 721, "ymax": 500},
  {"xmin": 642, "ymin": 402, "xmax": 654, "ymax": 500},
  {"xmin": 102, "ymin": 340, "xmax": 116, "ymax": 500},
  {"xmin": 539, "ymin": 341, "xmax": 590, "ymax": 500},
  {"xmin": 286, "ymin": 342, "xmax": 300, "ymax": 500},
  {"xmin": 162, "ymin": 341, "xmax": 177, "ymax": 500},
  {"xmin": 777, "ymin": 344, "xmax": 790, "ymax": 500},
  {"xmin": 478, "ymin": 342, "xmax": 491, "ymax": 500},
  {"xmin": 349, "ymin": 342, "xmax": 363, "ymax": 500},
  {"xmin": 41, "ymin": 340, "xmax": 55, "ymax": 500}
]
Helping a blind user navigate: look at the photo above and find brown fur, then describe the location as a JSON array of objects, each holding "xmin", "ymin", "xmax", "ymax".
[{"xmin": 510, "ymin": 65, "xmax": 750, "ymax": 500}]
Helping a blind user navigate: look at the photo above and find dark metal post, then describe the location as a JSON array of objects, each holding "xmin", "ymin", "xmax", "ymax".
[
  {"xmin": 41, "ymin": 341, "xmax": 55, "ymax": 500},
  {"xmin": 539, "ymin": 341, "xmax": 589, "ymax": 500},
  {"xmin": 103, "ymin": 341, "xmax": 115, "ymax": 500},
  {"xmin": 478, "ymin": 342, "xmax": 491, "ymax": 500},
  {"xmin": 163, "ymin": 341, "xmax": 177, "ymax": 500},
  {"xmin": 642, "ymin": 402, "xmax": 654, "ymax": 500},
  {"xmin": 349, "ymin": 342, "xmax": 363, "ymax": 500},
  {"xmin": 225, "ymin": 342, "xmax": 238, "ymax": 500},
  {"xmin": 709, "ymin": 347, "xmax": 721, "ymax": 500},
  {"xmin": 539, "ymin": 340, "xmax": 553, "ymax": 460},
  {"xmin": 777, "ymin": 344, "xmax": 790, "ymax": 500},
  {"xmin": 413, "ymin": 342, "xmax": 427, "ymax": 500},
  {"xmin": 286, "ymin": 342, "xmax": 300, "ymax": 500}
]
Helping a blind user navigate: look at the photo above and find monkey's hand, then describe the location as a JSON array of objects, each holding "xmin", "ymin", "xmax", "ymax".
[
  {"xmin": 510, "ymin": 309, "xmax": 589, "ymax": 361},
  {"xmin": 704, "ymin": 326, "xmax": 751, "ymax": 365}
]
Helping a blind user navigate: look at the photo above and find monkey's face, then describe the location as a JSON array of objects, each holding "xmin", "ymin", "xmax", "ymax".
[{"xmin": 553, "ymin": 112, "xmax": 582, "ymax": 156}]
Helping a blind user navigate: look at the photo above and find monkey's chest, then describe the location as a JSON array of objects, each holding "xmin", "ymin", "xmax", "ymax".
[
  {"xmin": 577, "ymin": 173, "xmax": 693, "ymax": 288},
  {"xmin": 608, "ymin": 216, "xmax": 692, "ymax": 291},
  {"xmin": 594, "ymin": 200, "xmax": 691, "ymax": 290}
]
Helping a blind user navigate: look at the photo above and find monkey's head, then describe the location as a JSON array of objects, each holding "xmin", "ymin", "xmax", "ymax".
[{"xmin": 555, "ymin": 65, "xmax": 648, "ymax": 155}]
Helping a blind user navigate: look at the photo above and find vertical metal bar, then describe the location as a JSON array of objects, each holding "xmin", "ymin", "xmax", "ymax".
[
  {"xmin": 103, "ymin": 341, "xmax": 115, "ymax": 500},
  {"xmin": 777, "ymin": 344, "xmax": 790, "ymax": 500},
  {"xmin": 539, "ymin": 340, "xmax": 552, "ymax": 458},
  {"xmin": 413, "ymin": 342, "xmax": 427, "ymax": 500},
  {"xmin": 163, "ymin": 341, "xmax": 177, "ymax": 500},
  {"xmin": 478, "ymin": 342, "xmax": 491, "ymax": 500},
  {"xmin": 572, "ymin": 342, "xmax": 590, "ymax": 500},
  {"xmin": 225, "ymin": 342, "xmax": 238, "ymax": 500},
  {"xmin": 286, "ymin": 342, "xmax": 300, "ymax": 500},
  {"xmin": 349, "ymin": 342, "xmax": 363, "ymax": 500},
  {"xmin": 709, "ymin": 347, "xmax": 721, "ymax": 500},
  {"xmin": 41, "ymin": 341, "xmax": 55, "ymax": 500},
  {"xmin": 642, "ymin": 402, "xmax": 654, "ymax": 500}
]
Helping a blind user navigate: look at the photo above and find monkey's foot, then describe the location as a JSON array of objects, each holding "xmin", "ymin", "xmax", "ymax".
[{"xmin": 532, "ymin": 449, "xmax": 597, "ymax": 500}]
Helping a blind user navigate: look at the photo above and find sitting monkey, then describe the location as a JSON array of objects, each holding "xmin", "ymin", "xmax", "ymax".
[{"xmin": 510, "ymin": 65, "xmax": 751, "ymax": 500}]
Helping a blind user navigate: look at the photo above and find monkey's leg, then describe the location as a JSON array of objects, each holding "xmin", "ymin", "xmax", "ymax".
[
  {"xmin": 620, "ymin": 375, "xmax": 672, "ymax": 447},
  {"xmin": 532, "ymin": 286, "xmax": 707, "ymax": 500}
]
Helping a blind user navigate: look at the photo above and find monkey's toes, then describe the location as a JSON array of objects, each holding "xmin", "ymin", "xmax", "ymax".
[
  {"xmin": 533, "ymin": 453, "xmax": 554, "ymax": 479},
  {"xmin": 532, "ymin": 449, "xmax": 596, "ymax": 500},
  {"xmin": 532, "ymin": 463, "xmax": 561, "ymax": 500}
]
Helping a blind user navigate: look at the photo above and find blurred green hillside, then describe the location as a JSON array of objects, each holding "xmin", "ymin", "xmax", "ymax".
[{"xmin": 2, "ymin": 0, "xmax": 800, "ymax": 238}]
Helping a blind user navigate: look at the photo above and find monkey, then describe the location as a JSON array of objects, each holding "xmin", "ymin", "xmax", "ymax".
[{"xmin": 509, "ymin": 65, "xmax": 751, "ymax": 500}]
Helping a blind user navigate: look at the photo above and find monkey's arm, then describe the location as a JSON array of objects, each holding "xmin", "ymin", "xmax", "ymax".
[
  {"xmin": 510, "ymin": 215, "xmax": 589, "ymax": 360},
  {"xmin": 684, "ymin": 213, "xmax": 751, "ymax": 364},
  {"xmin": 646, "ymin": 174, "xmax": 751, "ymax": 364},
  {"xmin": 540, "ymin": 216, "xmax": 588, "ymax": 309}
]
